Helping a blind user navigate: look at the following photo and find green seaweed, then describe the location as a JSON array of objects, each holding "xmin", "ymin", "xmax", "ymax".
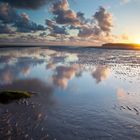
[{"xmin": 0, "ymin": 90, "xmax": 32, "ymax": 104}]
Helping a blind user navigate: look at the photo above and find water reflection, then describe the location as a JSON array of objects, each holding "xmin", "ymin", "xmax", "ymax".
[
  {"xmin": 52, "ymin": 65, "xmax": 79, "ymax": 89},
  {"xmin": 0, "ymin": 47, "xmax": 140, "ymax": 139},
  {"xmin": 22, "ymin": 66, "xmax": 30, "ymax": 76},
  {"xmin": 0, "ymin": 78, "xmax": 53, "ymax": 94},
  {"xmin": 0, "ymin": 53, "xmax": 44, "ymax": 85},
  {"xmin": 117, "ymin": 88, "xmax": 127, "ymax": 99},
  {"xmin": 0, "ymin": 47, "xmax": 140, "ymax": 99},
  {"xmin": 0, "ymin": 78, "xmax": 55, "ymax": 139},
  {"xmin": 92, "ymin": 65, "xmax": 110, "ymax": 84},
  {"xmin": 116, "ymin": 87, "xmax": 140, "ymax": 114},
  {"xmin": 46, "ymin": 62, "xmax": 56, "ymax": 70}
]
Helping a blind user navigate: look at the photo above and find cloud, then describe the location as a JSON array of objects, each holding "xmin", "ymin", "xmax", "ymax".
[
  {"xmin": 0, "ymin": 3, "xmax": 46, "ymax": 33},
  {"xmin": 0, "ymin": 3, "xmax": 17, "ymax": 23},
  {"xmin": 50, "ymin": 0, "xmax": 95, "ymax": 29},
  {"xmin": 78, "ymin": 26, "xmax": 101, "ymax": 38},
  {"xmin": 0, "ymin": 0, "xmax": 115, "ymax": 45},
  {"xmin": 0, "ymin": 0, "xmax": 55, "ymax": 9},
  {"xmin": 46, "ymin": 19, "xmax": 68, "ymax": 35},
  {"xmin": 39, "ymin": 32, "xmax": 47, "ymax": 37},
  {"xmin": 49, "ymin": 1, "xmax": 113, "ymax": 41},
  {"xmin": 51, "ymin": 1, "xmax": 113, "ymax": 31},
  {"xmin": 0, "ymin": 24, "xmax": 14, "ymax": 34},
  {"xmin": 46, "ymin": 19, "xmax": 55, "ymax": 27},
  {"xmin": 76, "ymin": 6, "xmax": 114, "ymax": 40},
  {"xmin": 77, "ymin": 12, "xmax": 86, "ymax": 24},
  {"xmin": 15, "ymin": 15, "xmax": 46, "ymax": 33},
  {"xmin": 52, "ymin": 25, "xmax": 68, "ymax": 35},
  {"xmin": 51, "ymin": 0, "xmax": 80, "ymax": 25},
  {"xmin": 120, "ymin": 0, "xmax": 138, "ymax": 4},
  {"xmin": 121, "ymin": 34, "xmax": 129, "ymax": 40},
  {"xmin": 120, "ymin": 0, "xmax": 131, "ymax": 4},
  {"xmin": 94, "ymin": 6, "xmax": 113, "ymax": 34}
]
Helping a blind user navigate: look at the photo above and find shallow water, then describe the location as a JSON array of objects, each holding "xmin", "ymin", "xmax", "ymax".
[{"xmin": 0, "ymin": 47, "xmax": 140, "ymax": 140}]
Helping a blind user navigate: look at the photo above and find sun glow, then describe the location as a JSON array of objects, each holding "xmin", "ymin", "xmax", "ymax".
[{"xmin": 134, "ymin": 38, "xmax": 140, "ymax": 44}]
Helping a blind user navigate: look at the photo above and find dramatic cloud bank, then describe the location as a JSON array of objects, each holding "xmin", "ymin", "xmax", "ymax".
[
  {"xmin": 0, "ymin": 3, "xmax": 46, "ymax": 33},
  {"xmin": 46, "ymin": 0, "xmax": 113, "ymax": 43},
  {"xmin": 0, "ymin": 0, "xmax": 120, "ymax": 45},
  {"xmin": 0, "ymin": 0, "xmax": 55, "ymax": 9}
]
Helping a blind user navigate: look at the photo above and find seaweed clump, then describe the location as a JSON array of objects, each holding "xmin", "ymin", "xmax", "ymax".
[{"xmin": 0, "ymin": 91, "xmax": 32, "ymax": 104}]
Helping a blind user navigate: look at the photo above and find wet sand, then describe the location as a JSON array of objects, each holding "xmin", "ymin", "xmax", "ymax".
[{"xmin": 0, "ymin": 47, "xmax": 140, "ymax": 140}]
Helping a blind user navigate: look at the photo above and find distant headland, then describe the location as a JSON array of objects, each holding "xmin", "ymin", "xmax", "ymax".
[{"xmin": 101, "ymin": 43, "xmax": 140, "ymax": 50}]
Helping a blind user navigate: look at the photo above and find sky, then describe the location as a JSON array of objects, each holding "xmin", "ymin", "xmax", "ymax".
[{"xmin": 0, "ymin": 0, "xmax": 140, "ymax": 46}]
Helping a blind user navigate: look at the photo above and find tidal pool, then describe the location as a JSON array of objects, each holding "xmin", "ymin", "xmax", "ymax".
[{"xmin": 0, "ymin": 47, "xmax": 140, "ymax": 140}]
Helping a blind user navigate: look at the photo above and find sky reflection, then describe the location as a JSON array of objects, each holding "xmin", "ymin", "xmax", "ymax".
[
  {"xmin": 92, "ymin": 65, "xmax": 110, "ymax": 84},
  {"xmin": 0, "ymin": 47, "xmax": 140, "ymax": 100},
  {"xmin": 0, "ymin": 47, "xmax": 140, "ymax": 139}
]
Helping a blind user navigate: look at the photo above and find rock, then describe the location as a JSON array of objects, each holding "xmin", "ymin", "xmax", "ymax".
[{"xmin": 0, "ymin": 91, "xmax": 32, "ymax": 104}]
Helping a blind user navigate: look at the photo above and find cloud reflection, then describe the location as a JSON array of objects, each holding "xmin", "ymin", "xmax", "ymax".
[
  {"xmin": 92, "ymin": 65, "xmax": 110, "ymax": 84},
  {"xmin": 52, "ymin": 65, "xmax": 79, "ymax": 89},
  {"xmin": 46, "ymin": 62, "xmax": 56, "ymax": 70},
  {"xmin": 0, "ymin": 53, "xmax": 44, "ymax": 85},
  {"xmin": 117, "ymin": 88, "xmax": 127, "ymax": 99}
]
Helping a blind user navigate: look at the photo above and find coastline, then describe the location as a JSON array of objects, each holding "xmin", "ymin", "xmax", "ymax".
[{"xmin": 0, "ymin": 43, "xmax": 140, "ymax": 51}]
